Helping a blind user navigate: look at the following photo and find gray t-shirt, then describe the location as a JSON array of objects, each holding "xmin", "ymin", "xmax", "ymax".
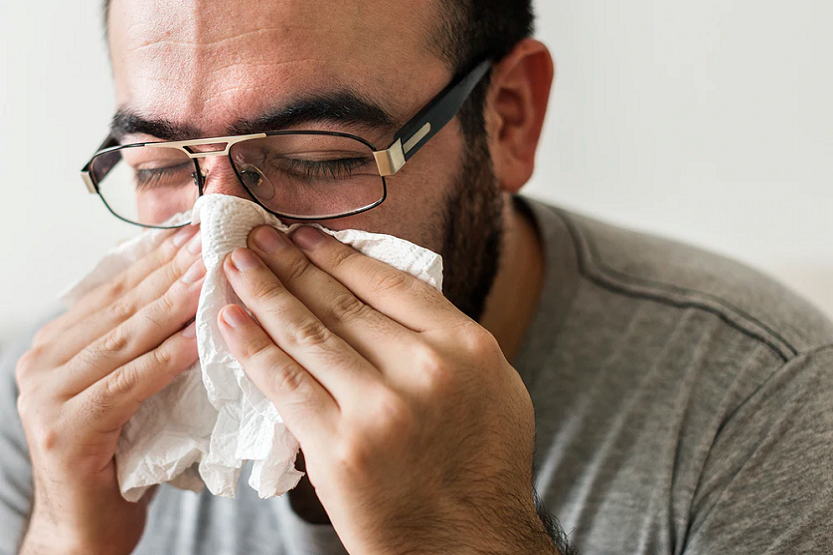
[{"xmin": 2, "ymin": 195, "xmax": 831, "ymax": 554}]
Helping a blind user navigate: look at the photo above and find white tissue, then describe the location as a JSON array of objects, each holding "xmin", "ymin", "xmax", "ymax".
[{"xmin": 59, "ymin": 194, "xmax": 443, "ymax": 501}]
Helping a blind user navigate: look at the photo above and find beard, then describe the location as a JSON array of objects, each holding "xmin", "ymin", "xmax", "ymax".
[{"xmin": 437, "ymin": 131, "xmax": 506, "ymax": 322}]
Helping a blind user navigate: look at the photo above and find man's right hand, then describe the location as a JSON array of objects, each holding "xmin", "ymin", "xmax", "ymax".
[{"xmin": 15, "ymin": 224, "xmax": 205, "ymax": 555}]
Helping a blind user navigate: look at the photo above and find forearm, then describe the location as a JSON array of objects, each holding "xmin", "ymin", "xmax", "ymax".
[
  {"xmin": 15, "ymin": 504, "xmax": 33, "ymax": 555},
  {"xmin": 18, "ymin": 512, "xmax": 84, "ymax": 555},
  {"xmin": 17, "ymin": 504, "xmax": 115, "ymax": 555}
]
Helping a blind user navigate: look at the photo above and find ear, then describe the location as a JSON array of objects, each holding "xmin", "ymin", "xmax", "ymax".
[{"xmin": 484, "ymin": 39, "xmax": 555, "ymax": 194}]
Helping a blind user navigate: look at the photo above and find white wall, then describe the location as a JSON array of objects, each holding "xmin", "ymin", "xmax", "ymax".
[
  {"xmin": 1, "ymin": 1, "xmax": 831, "ymax": 347},
  {"xmin": 527, "ymin": 1, "xmax": 833, "ymax": 318}
]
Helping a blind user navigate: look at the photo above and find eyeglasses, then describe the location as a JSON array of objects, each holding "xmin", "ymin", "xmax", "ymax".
[{"xmin": 80, "ymin": 60, "xmax": 492, "ymax": 228}]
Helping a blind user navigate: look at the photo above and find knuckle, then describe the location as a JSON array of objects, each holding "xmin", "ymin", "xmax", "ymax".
[
  {"xmin": 171, "ymin": 241, "xmax": 197, "ymax": 274},
  {"xmin": 104, "ymin": 367, "xmax": 136, "ymax": 403},
  {"xmin": 271, "ymin": 361, "xmax": 312, "ymax": 398},
  {"xmin": 101, "ymin": 327, "xmax": 130, "ymax": 355},
  {"xmin": 328, "ymin": 248, "xmax": 358, "ymax": 273},
  {"xmin": 370, "ymin": 392, "xmax": 411, "ymax": 429},
  {"xmin": 160, "ymin": 290, "xmax": 179, "ymax": 312},
  {"xmin": 334, "ymin": 435, "xmax": 367, "ymax": 474},
  {"xmin": 73, "ymin": 347, "xmax": 109, "ymax": 378},
  {"xmin": 109, "ymin": 297, "xmax": 137, "ymax": 321},
  {"xmin": 164, "ymin": 257, "xmax": 183, "ymax": 284},
  {"xmin": 250, "ymin": 279, "xmax": 286, "ymax": 306},
  {"xmin": 240, "ymin": 335, "xmax": 274, "ymax": 363},
  {"xmin": 15, "ymin": 348, "xmax": 43, "ymax": 385},
  {"xmin": 160, "ymin": 236, "xmax": 180, "ymax": 258},
  {"xmin": 31, "ymin": 421, "xmax": 61, "ymax": 453},
  {"xmin": 334, "ymin": 439, "xmax": 364, "ymax": 472},
  {"xmin": 151, "ymin": 344, "xmax": 175, "ymax": 369},
  {"xmin": 333, "ymin": 434, "xmax": 375, "ymax": 475},
  {"xmin": 17, "ymin": 398, "xmax": 62, "ymax": 452},
  {"xmin": 87, "ymin": 384, "xmax": 119, "ymax": 420},
  {"xmin": 104, "ymin": 279, "xmax": 127, "ymax": 301},
  {"xmin": 415, "ymin": 345, "xmax": 453, "ymax": 392},
  {"xmin": 16, "ymin": 392, "xmax": 35, "ymax": 422},
  {"xmin": 371, "ymin": 269, "xmax": 410, "ymax": 296},
  {"xmin": 329, "ymin": 292, "xmax": 367, "ymax": 323},
  {"xmin": 458, "ymin": 323, "xmax": 500, "ymax": 357},
  {"xmin": 32, "ymin": 324, "xmax": 55, "ymax": 347},
  {"xmin": 285, "ymin": 318, "xmax": 333, "ymax": 350},
  {"xmin": 281, "ymin": 255, "xmax": 312, "ymax": 284}
]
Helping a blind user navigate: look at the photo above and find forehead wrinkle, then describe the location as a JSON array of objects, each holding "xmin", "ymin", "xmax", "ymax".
[
  {"xmin": 126, "ymin": 26, "xmax": 322, "ymax": 56},
  {"xmin": 111, "ymin": 0, "xmax": 453, "ymax": 139}
]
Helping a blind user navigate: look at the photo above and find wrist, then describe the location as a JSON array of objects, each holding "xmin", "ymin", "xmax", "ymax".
[
  {"xmin": 21, "ymin": 517, "xmax": 132, "ymax": 555},
  {"xmin": 20, "ymin": 530, "xmax": 86, "ymax": 555},
  {"xmin": 454, "ymin": 499, "xmax": 559, "ymax": 555},
  {"xmin": 386, "ymin": 501, "xmax": 558, "ymax": 555}
]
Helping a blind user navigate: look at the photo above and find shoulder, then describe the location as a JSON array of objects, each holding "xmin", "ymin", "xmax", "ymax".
[
  {"xmin": 544, "ymin": 202, "xmax": 833, "ymax": 360},
  {"xmin": 518, "ymin": 195, "xmax": 833, "ymax": 427}
]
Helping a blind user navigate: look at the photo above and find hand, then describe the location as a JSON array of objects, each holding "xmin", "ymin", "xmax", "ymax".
[
  {"xmin": 15, "ymin": 225, "xmax": 205, "ymax": 555},
  {"xmin": 218, "ymin": 225, "xmax": 556, "ymax": 555}
]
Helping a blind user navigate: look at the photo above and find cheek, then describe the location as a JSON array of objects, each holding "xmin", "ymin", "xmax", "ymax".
[
  {"xmin": 317, "ymin": 125, "xmax": 465, "ymax": 255},
  {"xmin": 385, "ymin": 126, "xmax": 465, "ymax": 249}
]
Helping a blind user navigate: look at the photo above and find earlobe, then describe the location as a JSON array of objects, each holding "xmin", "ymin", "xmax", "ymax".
[{"xmin": 485, "ymin": 39, "xmax": 555, "ymax": 194}]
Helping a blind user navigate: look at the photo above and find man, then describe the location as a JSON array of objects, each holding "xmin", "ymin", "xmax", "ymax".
[{"xmin": 2, "ymin": 1, "xmax": 831, "ymax": 554}]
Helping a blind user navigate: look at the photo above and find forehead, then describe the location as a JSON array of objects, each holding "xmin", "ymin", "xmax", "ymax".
[{"xmin": 108, "ymin": 0, "xmax": 450, "ymax": 137}]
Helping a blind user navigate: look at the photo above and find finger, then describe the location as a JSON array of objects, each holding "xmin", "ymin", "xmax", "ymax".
[
  {"xmin": 59, "ymin": 257, "xmax": 205, "ymax": 396},
  {"xmin": 218, "ymin": 304, "xmax": 338, "ymax": 447},
  {"xmin": 35, "ymin": 225, "xmax": 200, "ymax": 349},
  {"xmin": 290, "ymin": 226, "xmax": 460, "ymax": 332},
  {"xmin": 48, "ymin": 231, "xmax": 204, "ymax": 368},
  {"xmin": 70, "ymin": 320, "xmax": 199, "ymax": 433},
  {"xmin": 248, "ymin": 225, "xmax": 419, "ymax": 370},
  {"xmin": 223, "ymin": 247, "xmax": 381, "ymax": 399}
]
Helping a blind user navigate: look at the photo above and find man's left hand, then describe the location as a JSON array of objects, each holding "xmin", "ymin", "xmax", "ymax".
[{"xmin": 218, "ymin": 224, "xmax": 555, "ymax": 555}]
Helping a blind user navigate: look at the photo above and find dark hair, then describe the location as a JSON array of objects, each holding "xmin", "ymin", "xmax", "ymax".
[
  {"xmin": 101, "ymin": 0, "xmax": 535, "ymax": 140},
  {"xmin": 432, "ymin": 1, "xmax": 535, "ymax": 141}
]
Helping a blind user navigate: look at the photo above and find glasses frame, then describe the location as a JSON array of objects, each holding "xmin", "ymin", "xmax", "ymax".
[{"xmin": 81, "ymin": 59, "xmax": 492, "ymax": 228}]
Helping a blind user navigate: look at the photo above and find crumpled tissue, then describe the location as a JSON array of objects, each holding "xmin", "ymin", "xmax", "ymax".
[{"xmin": 59, "ymin": 194, "xmax": 444, "ymax": 501}]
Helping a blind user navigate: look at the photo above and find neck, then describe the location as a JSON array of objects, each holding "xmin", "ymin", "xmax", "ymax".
[{"xmin": 479, "ymin": 194, "xmax": 545, "ymax": 363}]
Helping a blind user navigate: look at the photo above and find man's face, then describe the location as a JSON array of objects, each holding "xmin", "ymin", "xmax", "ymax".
[{"xmin": 109, "ymin": 0, "xmax": 505, "ymax": 319}]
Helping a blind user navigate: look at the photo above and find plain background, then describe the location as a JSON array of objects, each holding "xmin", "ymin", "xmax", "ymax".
[{"xmin": 1, "ymin": 1, "xmax": 831, "ymax": 347}]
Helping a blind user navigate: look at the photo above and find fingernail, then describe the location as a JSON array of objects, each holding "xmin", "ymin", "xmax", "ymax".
[
  {"xmin": 187, "ymin": 232, "xmax": 202, "ymax": 254},
  {"xmin": 182, "ymin": 259, "xmax": 206, "ymax": 283},
  {"xmin": 253, "ymin": 226, "xmax": 287, "ymax": 253},
  {"xmin": 291, "ymin": 226, "xmax": 325, "ymax": 250},
  {"xmin": 182, "ymin": 321, "xmax": 197, "ymax": 338},
  {"xmin": 230, "ymin": 248, "xmax": 261, "ymax": 271},
  {"xmin": 173, "ymin": 225, "xmax": 198, "ymax": 247},
  {"xmin": 222, "ymin": 305, "xmax": 249, "ymax": 328}
]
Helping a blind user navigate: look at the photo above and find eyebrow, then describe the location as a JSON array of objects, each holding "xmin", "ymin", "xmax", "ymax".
[{"xmin": 109, "ymin": 91, "xmax": 396, "ymax": 143}]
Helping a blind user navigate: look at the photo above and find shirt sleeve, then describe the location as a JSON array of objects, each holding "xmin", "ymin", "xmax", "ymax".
[
  {"xmin": 0, "ymin": 326, "xmax": 38, "ymax": 555},
  {"xmin": 685, "ymin": 345, "xmax": 833, "ymax": 554}
]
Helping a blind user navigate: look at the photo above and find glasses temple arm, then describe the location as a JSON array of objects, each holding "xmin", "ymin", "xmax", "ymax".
[
  {"xmin": 374, "ymin": 59, "xmax": 492, "ymax": 176},
  {"xmin": 80, "ymin": 134, "xmax": 120, "ymax": 193}
]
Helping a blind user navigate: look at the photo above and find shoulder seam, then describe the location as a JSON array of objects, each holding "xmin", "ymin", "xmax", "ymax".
[
  {"xmin": 805, "ymin": 343, "xmax": 833, "ymax": 358},
  {"xmin": 552, "ymin": 208, "xmax": 799, "ymax": 364}
]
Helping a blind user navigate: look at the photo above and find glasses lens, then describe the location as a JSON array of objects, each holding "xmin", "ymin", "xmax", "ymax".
[
  {"xmin": 229, "ymin": 134, "xmax": 384, "ymax": 219},
  {"xmin": 90, "ymin": 145, "xmax": 199, "ymax": 227}
]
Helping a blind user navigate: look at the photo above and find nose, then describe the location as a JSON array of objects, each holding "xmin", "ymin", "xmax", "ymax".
[{"xmin": 197, "ymin": 156, "xmax": 252, "ymax": 200}]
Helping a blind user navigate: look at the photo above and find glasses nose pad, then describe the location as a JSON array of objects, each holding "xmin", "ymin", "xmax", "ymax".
[
  {"xmin": 238, "ymin": 163, "xmax": 276, "ymax": 201},
  {"xmin": 191, "ymin": 168, "xmax": 209, "ymax": 193}
]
